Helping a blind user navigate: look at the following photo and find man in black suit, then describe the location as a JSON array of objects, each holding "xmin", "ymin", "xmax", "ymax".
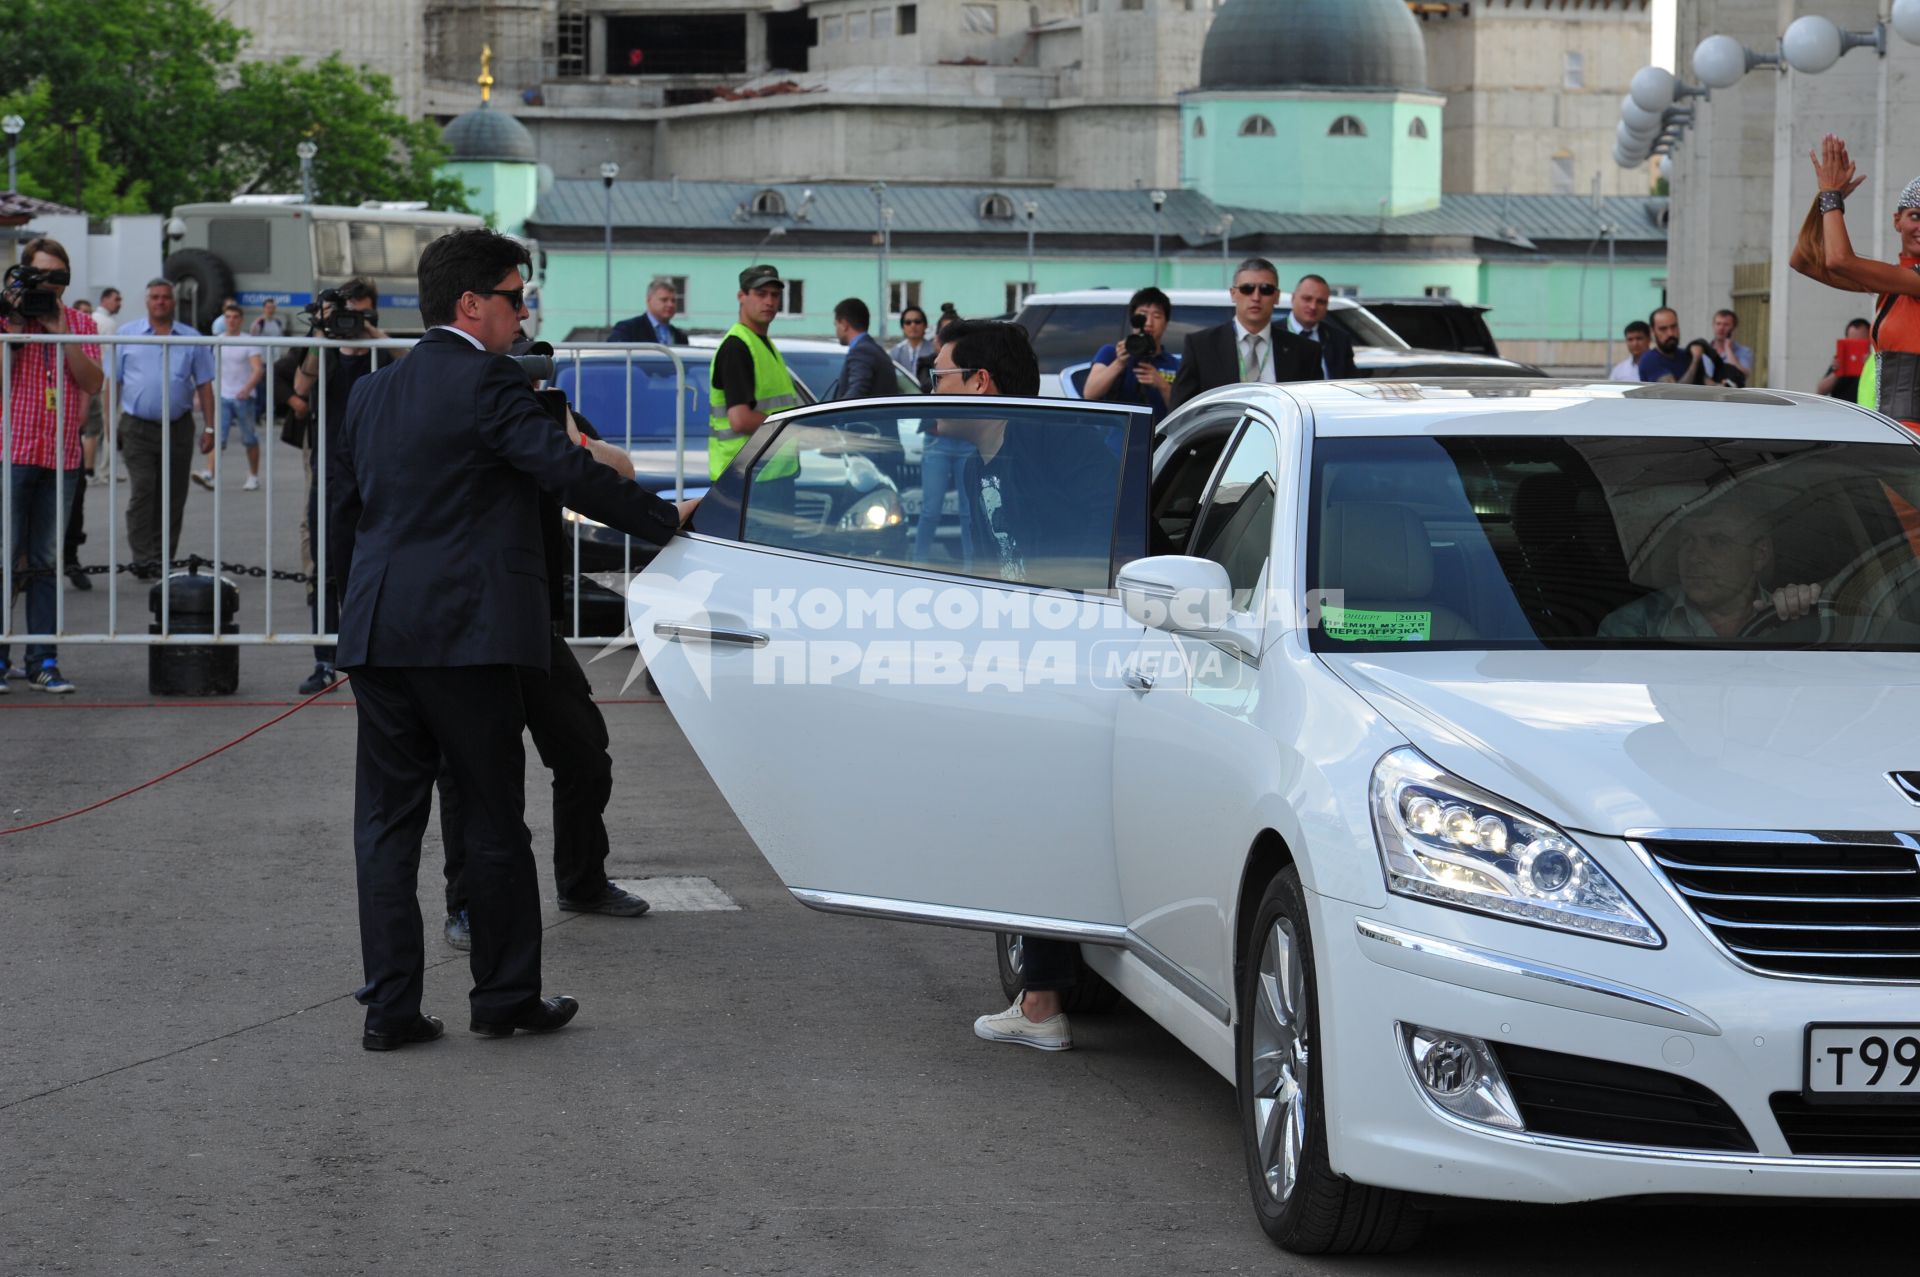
[
  {"xmin": 827, "ymin": 297, "xmax": 898, "ymax": 400},
  {"xmin": 608, "ymin": 279, "xmax": 688, "ymax": 345},
  {"xmin": 330, "ymin": 228, "xmax": 692, "ymax": 1052},
  {"xmin": 1280, "ymin": 274, "xmax": 1357, "ymax": 380},
  {"xmin": 1169, "ymin": 257, "xmax": 1320, "ymax": 409}
]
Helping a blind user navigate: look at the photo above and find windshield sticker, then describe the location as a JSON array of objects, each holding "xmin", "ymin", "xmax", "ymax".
[{"xmin": 1322, "ymin": 607, "xmax": 1432, "ymax": 643}]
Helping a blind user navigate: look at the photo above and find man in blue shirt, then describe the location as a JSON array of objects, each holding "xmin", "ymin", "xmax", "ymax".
[
  {"xmin": 608, "ymin": 280, "xmax": 687, "ymax": 345},
  {"xmin": 116, "ymin": 278, "xmax": 216, "ymax": 575},
  {"xmin": 1636, "ymin": 306, "xmax": 1720, "ymax": 385},
  {"xmin": 1083, "ymin": 286, "xmax": 1180, "ymax": 420}
]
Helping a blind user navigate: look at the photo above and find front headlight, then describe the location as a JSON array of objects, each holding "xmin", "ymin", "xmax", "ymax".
[
  {"xmin": 1369, "ymin": 748, "xmax": 1661, "ymax": 947},
  {"xmin": 839, "ymin": 489, "xmax": 903, "ymax": 531}
]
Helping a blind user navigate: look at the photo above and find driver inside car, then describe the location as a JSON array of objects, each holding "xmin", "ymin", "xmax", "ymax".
[{"xmin": 1599, "ymin": 499, "xmax": 1824, "ymax": 640}]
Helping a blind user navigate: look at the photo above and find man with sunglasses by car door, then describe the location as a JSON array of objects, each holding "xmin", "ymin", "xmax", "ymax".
[{"xmin": 1169, "ymin": 257, "xmax": 1320, "ymax": 409}]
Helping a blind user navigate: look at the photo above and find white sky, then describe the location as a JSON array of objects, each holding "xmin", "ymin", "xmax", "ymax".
[{"xmin": 1652, "ymin": 0, "xmax": 1676, "ymax": 71}]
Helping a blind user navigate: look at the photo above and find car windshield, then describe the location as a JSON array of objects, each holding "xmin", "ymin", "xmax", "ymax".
[
  {"xmin": 780, "ymin": 348, "xmax": 920, "ymax": 399},
  {"xmin": 1308, "ymin": 434, "xmax": 1920, "ymax": 651}
]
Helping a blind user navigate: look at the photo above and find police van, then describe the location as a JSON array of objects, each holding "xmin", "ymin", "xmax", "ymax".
[{"xmin": 161, "ymin": 198, "xmax": 537, "ymax": 336}]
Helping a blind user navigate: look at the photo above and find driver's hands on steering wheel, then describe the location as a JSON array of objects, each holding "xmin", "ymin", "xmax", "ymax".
[{"xmin": 1756, "ymin": 582, "xmax": 1823, "ymax": 622}]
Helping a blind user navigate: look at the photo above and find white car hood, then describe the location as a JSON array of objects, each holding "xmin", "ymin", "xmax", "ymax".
[{"xmin": 1321, "ymin": 649, "xmax": 1920, "ymax": 835}]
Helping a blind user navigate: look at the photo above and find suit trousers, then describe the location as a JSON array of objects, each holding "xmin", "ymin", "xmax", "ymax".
[
  {"xmin": 120, "ymin": 412, "xmax": 195, "ymax": 565},
  {"xmin": 439, "ymin": 634, "xmax": 615, "ymax": 913},
  {"xmin": 349, "ymin": 663, "xmax": 544, "ymax": 1030}
]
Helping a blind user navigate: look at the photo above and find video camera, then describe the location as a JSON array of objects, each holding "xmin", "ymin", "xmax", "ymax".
[
  {"xmin": 0, "ymin": 263, "xmax": 69, "ymax": 322},
  {"xmin": 1122, "ymin": 310, "xmax": 1156, "ymax": 362},
  {"xmin": 304, "ymin": 288, "xmax": 376, "ymax": 341},
  {"xmin": 510, "ymin": 340, "xmax": 556, "ymax": 385}
]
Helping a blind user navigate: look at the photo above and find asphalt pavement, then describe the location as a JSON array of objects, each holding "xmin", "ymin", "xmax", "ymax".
[{"xmin": 1, "ymin": 458, "xmax": 1912, "ymax": 1274}]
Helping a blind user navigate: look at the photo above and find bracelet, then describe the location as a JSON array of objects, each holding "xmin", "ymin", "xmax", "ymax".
[{"xmin": 1819, "ymin": 190, "xmax": 1846, "ymax": 214}]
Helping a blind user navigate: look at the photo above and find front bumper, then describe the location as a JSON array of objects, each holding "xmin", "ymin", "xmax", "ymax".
[{"xmin": 1309, "ymin": 879, "xmax": 1920, "ymax": 1203}]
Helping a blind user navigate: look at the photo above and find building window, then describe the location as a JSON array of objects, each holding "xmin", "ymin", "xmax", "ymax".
[
  {"xmin": 1006, "ymin": 281, "xmax": 1034, "ymax": 311},
  {"xmin": 898, "ymin": 4, "xmax": 917, "ymax": 34},
  {"xmin": 962, "ymin": 4, "xmax": 998, "ymax": 34},
  {"xmin": 1332, "ymin": 284, "xmax": 1359, "ymax": 299},
  {"xmin": 848, "ymin": 9, "xmax": 868, "ymax": 39},
  {"xmin": 872, "ymin": 8, "xmax": 893, "ymax": 38},
  {"xmin": 1408, "ymin": 116, "xmax": 1428, "ymax": 140},
  {"xmin": 779, "ymin": 280, "xmax": 806, "ymax": 315},
  {"xmin": 1550, "ymin": 151, "xmax": 1575, "ymax": 196},
  {"xmin": 822, "ymin": 14, "xmax": 842, "ymax": 41},
  {"xmin": 751, "ymin": 188, "xmax": 787, "ymax": 216},
  {"xmin": 1121, "ymin": 0, "xmax": 1145, "ymax": 8},
  {"xmin": 556, "ymin": 6, "xmax": 587, "ymax": 78},
  {"xmin": 661, "ymin": 275, "xmax": 689, "ymax": 311},
  {"xmin": 1328, "ymin": 115, "xmax": 1366, "ymax": 138},
  {"xmin": 979, "ymin": 192, "xmax": 1016, "ymax": 219},
  {"xmin": 1193, "ymin": 116, "xmax": 1206, "ymax": 138},
  {"xmin": 890, "ymin": 280, "xmax": 922, "ymax": 314},
  {"xmin": 1564, "ymin": 51, "xmax": 1585, "ymax": 90},
  {"xmin": 1424, "ymin": 285, "xmax": 1452, "ymax": 299},
  {"xmin": 1239, "ymin": 114, "xmax": 1276, "ymax": 138}
]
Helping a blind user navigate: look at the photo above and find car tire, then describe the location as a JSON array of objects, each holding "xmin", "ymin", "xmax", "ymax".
[
  {"xmin": 163, "ymin": 248, "xmax": 237, "ymax": 334},
  {"xmin": 1237, "ymin": 868, "xmax": 1425, "ymax": 1254},
  {"xmin": 993, "ymin": 931, "xmax": 1124, "ymax": 1014}
]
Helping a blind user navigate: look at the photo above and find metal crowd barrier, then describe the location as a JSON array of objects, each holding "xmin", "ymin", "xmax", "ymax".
[{"xmin": 0, "ymin": 332, "xmax": 692, "ymax": 649}]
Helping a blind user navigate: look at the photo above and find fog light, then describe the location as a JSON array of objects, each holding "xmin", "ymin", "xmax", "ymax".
[{"xmin": 1401, "ymin": 1024, "xmax": 1525, "ymax": 1132}]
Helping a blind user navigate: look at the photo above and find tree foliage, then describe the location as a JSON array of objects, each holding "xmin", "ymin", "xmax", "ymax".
[{"xmin": 0, "ymin": 0, "xmax": 471, "ymax": 215}]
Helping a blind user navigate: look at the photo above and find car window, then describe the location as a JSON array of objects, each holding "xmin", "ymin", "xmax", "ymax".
[
  {"xmin": 1190, "ymin": 417, "xmax": 1280, "ymax": 614},
  {"xmin": 552, "ymin": 356, "xmax": 715, "ymax": 440},
  {"xmin": 742, "ymin": 401, "xmax": 1137, "ymax": 592},
  {"xmin": 1308, "ymin": 433, "xmax": 1920, "ymax": 651}
]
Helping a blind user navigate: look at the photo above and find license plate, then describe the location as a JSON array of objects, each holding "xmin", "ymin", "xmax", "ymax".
[{"xmin": 1804, "ymin": 1024, "xmax": 1920, "ymax": 1102}]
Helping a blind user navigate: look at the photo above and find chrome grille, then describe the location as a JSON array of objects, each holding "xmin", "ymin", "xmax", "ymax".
[{"xmin": 1639, "ymin": 833, "xmax": 1920, "ymax": 981}]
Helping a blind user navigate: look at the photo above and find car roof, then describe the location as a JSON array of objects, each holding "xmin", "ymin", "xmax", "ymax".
[
  {"xmin": 1364, "ymin": 297, "xmax": 1489, "ymax": 313},
  {"xmin": 1197, "ymin": 379, "xmax": 1911, "ymax": 444},
  {"xmin": 1019, "ymin": 287, "xmax": 1363, "ymax": 312},
  {"xmin": 686, "ymin": 334, "xmax": 849, "ymax": 354}
]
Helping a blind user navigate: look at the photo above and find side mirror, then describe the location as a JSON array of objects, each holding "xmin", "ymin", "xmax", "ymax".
[{"xmin": 1117, "ymin": 555, "xmax": 1233, "ymax": 634}]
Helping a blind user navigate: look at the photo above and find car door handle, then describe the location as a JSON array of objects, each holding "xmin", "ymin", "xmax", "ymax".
[
  {"xmin": 1123, "ymin": 670, "xmax": 1155, "ymax": 693},
  {"xmin": 653, "ymin": 623, "xmax": 769, "ymax": 648}
]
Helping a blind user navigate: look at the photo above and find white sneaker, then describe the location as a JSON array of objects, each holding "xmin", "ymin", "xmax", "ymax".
[
  {"xmin": 243, "ymin": 474, "xmax": 260, "ymax": 491},
  {"xmin": 973, "ymin": 996, "xmax": 1071, "ymax": 1052},
  {"xmin": 191, "ymin": 470, "xmax": 214, "ymax": 491}
]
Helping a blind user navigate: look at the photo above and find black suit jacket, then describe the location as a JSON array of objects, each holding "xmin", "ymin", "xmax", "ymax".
[
  {"xmin": 1288, "ymin": 320, "xmax": 1358, "ymax": 380},
  {"xmin": 608, "ymin": 313, "xmax": 688, "ymax": 345},
  {"xmin": 329, "ymin": 329, "xmax": 681, "ymax": 671},
  {"xmin": 828, "ymin": 334, "xmax": 898, "ymax": 400},
  {"xmin": 1168, "ymin": 322, "xmax": 1322, "ymax": 409}
]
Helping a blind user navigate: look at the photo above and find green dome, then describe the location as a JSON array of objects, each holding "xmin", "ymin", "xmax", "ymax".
[{"xmin": 1200, "ymin": 0, "xmax": 1429, "ymax": 93}]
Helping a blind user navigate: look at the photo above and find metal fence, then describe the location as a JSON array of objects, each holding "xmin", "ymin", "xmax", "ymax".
[{"xmin": 1, "ymin": 331, "xmax": 695, "ymax": 648}]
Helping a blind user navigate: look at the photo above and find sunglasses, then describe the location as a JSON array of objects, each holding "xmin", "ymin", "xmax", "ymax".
[
  {"xmin": 903, "ymin": 317, "xmax": 927, "ymax": 325},
  {"xmin": 473, "ymin": 287, "xmax": 526, "ymax": 310},
  {"xmin": 1234, "ymin": 283, "xmax": 1280, "ymax": 297},
  {"xmin": 928, "ymin": 365, "xmax": 983, "ymax": 382}
]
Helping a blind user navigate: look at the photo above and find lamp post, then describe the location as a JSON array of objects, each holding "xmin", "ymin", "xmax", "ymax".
[
  {"xmin": 600, "ymin": 161, "xmax": 619, "ymax": 329},
  {"xmin": 1218, "ymin": 213, "xmax": 1234, "ymax": 285},
  {"xmin": 871, "ymin": 182, "xmax": 889, "ymax": 338},
  {"xmin": 1024, "ymin": 200, "xmax": 1038, "ymax": 297},
  {"xmin": 296, "ymin": 139, "xmax": 317, "ymax": 204},
  {"xmin": 880, "ymin": 206, "xmax": 894, "ymax": 342},
  {"xmin": 1, "ymin": 116, "xmax": 21, "ymax": 193},
  {"xmin": 1150, "ymin": 188, "xmax": 1167, "ymax": 287}
]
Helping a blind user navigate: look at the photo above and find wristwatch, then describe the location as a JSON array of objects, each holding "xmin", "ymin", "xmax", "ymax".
[{"xmin": 1818, "ymin": 190, "xmax": 1846, "ymax": 214}]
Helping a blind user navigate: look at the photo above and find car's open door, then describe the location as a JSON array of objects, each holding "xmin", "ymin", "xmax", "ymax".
[{"xmin": 630, "ymin": 395, "xmax": 1150, "ymax": 940}]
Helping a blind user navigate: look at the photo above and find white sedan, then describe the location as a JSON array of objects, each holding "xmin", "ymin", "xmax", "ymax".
[{"xmin": 635, "ymin": 380, "xmax": 1920, "ymax": 1254}]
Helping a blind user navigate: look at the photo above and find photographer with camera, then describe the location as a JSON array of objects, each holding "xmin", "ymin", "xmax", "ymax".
[
  {"xmin": 288, "ymin": 279, "xmax": 385, "ymax": 695},
  {"xmin": 1082, "ymin": 287, "xmax": 1178, "ymax": 420},
  {"xmin": 1, "ymin": 237, "xmax": 102, "ymax": 694}
]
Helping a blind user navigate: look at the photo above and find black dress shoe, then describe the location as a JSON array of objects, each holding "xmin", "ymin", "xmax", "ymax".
[
  {"xmin": 470, "ymin": 995, "xmax": 580, "ymax": 1038},
  {"xmin": 362, "ymin": 1013, "xmax": 445, "ymax": 1052},
  {"xmin": 558, "ymin": 881, "xmax": 650, "ymax": 917},
  {"xmin": 66, "ymin": 565, "xmax": 93, "ymax": 591}
]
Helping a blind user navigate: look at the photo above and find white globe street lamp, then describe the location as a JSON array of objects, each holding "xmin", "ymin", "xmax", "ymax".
[
  {"xmin": 1781, "ymin": 15, "xmax": 1885, "ymax": 75},
  {"xmin": 1691, "ymin": 34, "xmax": 1783, "ymax": 89},
  {"xmin": 1628, "ymin": 66, "xmax": 1706, "ymax": 114},
  {"xmin": 1896, "ymin": 0, "xmax": 1920, "ymax": 46}
]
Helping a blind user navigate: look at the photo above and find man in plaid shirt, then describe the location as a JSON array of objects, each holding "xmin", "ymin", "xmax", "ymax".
[{"xmin": 2, "ymin": 237, "xmax": 102, "ymax": 694}]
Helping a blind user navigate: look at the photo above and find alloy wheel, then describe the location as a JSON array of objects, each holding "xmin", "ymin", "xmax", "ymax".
[{"xmin": 1249, "ymin": 917, "xmax": 1309, "ymax": 1203}]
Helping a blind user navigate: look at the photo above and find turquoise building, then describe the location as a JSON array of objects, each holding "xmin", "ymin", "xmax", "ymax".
[{"xmin": 441, "ymin": 0, "xmax": 1664, "ymax": 373}]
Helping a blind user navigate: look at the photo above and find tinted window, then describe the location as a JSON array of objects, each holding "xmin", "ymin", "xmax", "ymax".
[
  {"xmin": 1309, "ymin": 434, "xmax": 1920, "ymax": 651},
  {"xmin": 1019, "ymin": 301, "xmax": 1405, "ymax": 373},
  {"xmin": 208, "ymin": 219, "xmax": 271, "ymax": 274},
  {"xmin": 1366, "ymin": 304, "xmax": 1497, "ymax": 355},
  {"xmin": 1192, "ymin": 418, "xmax": 1279, "ymax": 613},
  {"xmin": 743, "ymin": 402, "xmax": 1134, "ymax": 592},
  {"xmin": 552, "ymin": 355, "xmax": 715, "ymax": 441}
]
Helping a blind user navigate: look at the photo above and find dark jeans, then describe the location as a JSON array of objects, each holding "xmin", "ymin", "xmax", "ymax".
[
  {"xmin": 3, "ymin": 465, "xmax": 82, "ymax": 668},
  {"xmin": 121, "ymin": 412, "xmax": 195, "ymax": 566},
  {"xmin": 348, "ymin": 664, "xmax": 542, "ymax": 1031},
  {"xmin": 1019, "ymin": 937, "xmax": 1079, "ymax": 993},
  {"xmin": 62, "ymin": 467, "xmax": 87, "ymax": 565},
  {"xmin": 306, "ymin": 465, "xmax": 337, "ymax": 663},
  {"xmin": 441, "ymin": 634, "xmax": 615, "ymax": 913}
]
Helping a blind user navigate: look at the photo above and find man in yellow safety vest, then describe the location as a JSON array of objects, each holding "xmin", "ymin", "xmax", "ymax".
[{"xmin": 708, "ymin": 265, "xmax": 803, "ymax": 518}]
